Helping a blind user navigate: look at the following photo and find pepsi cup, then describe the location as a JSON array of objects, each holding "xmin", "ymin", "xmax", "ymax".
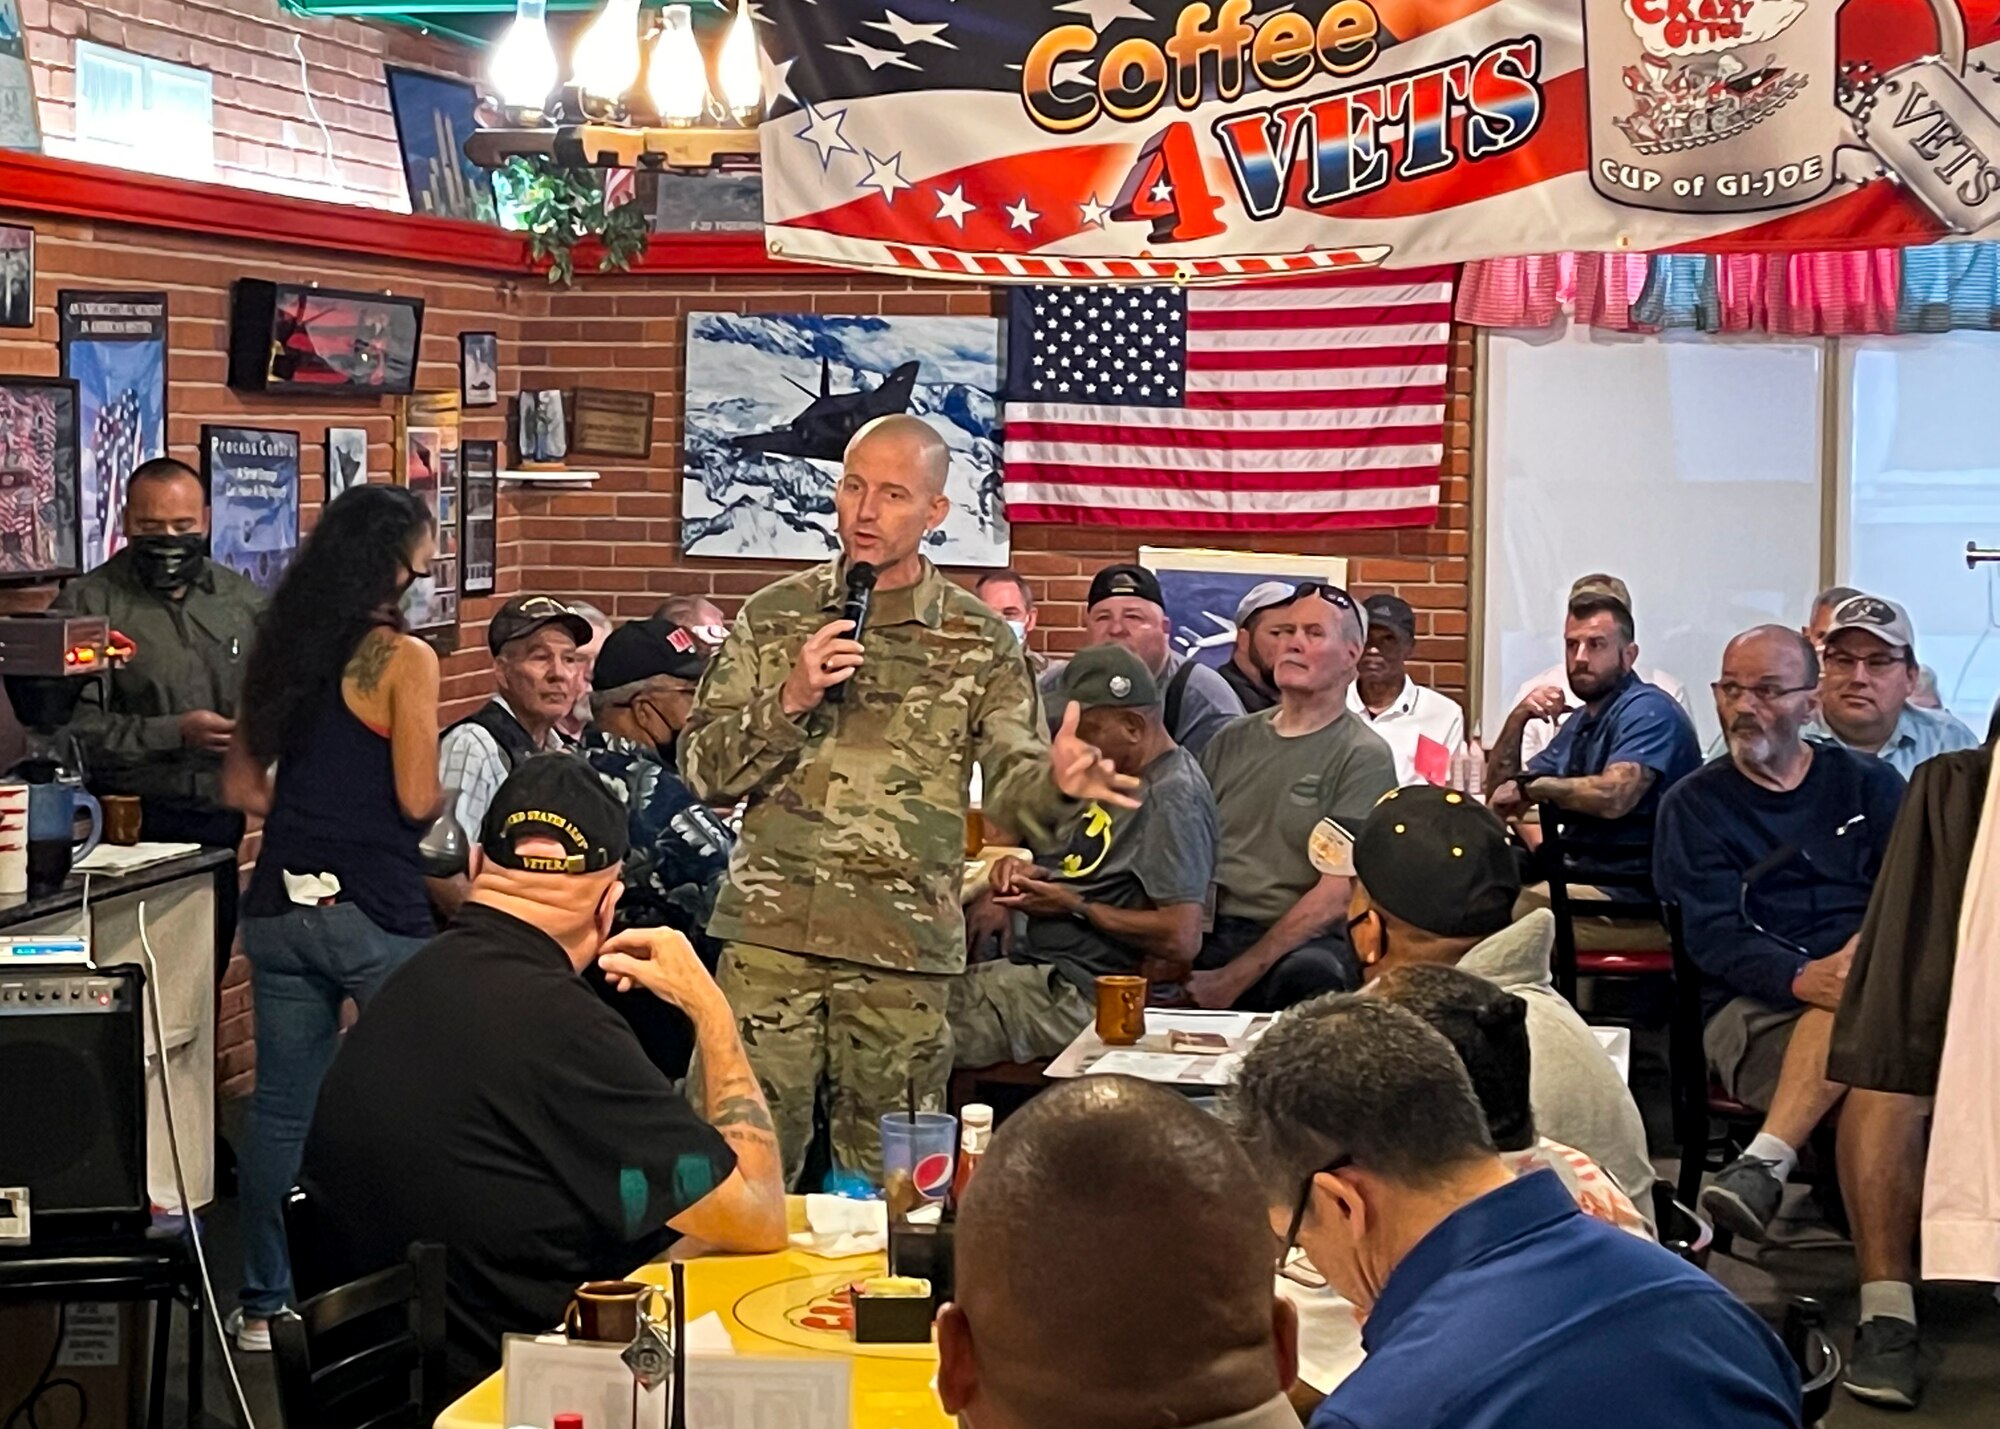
[{"xmin": 880, "ymin": 1112, "xmax": 957, "ymax": 1218}]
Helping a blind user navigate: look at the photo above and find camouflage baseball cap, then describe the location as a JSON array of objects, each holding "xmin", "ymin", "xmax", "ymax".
[
  {"xmin": 1062, "ymin": 644, "xmax": 1160, "ymax": 709},
  {"xmin": 1567, "ymin": 573, "xmax": 1633, "ymax": 619}
]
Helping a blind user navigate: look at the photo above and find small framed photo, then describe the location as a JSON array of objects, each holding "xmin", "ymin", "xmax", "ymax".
[
  {"xmin": 517, "ymin": 389, "xmax": 568, "ymax": 465},
  {"xmin": 325, "ymin": 426, "xmax": 369, "ymax": 500},
  {"xmin": 570, "ymin": 386, "xmax": 655, "ymax": 459},
  {"xmin": 0, "ymin": 225, "xmax": 32, "ymax": 330},
  {"xmin": 0, "ymin": 376, "xmax": 81, "ymax": 582},
  {"xmin": 203, "ymin": 425, "xmax": 302, "ymax": 594},
  {"xmin": 460, "ymin": 330, "xmax": 499, "ymax": 408}
]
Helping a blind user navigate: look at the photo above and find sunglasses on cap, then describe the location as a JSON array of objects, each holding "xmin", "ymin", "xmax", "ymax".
[{"xmin": 1289, "ymin": 581, "xmax": 1356, "ymax": 610}]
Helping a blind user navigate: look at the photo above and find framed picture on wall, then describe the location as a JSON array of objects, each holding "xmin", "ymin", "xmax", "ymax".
[
  {"xmin": 398, "ymin": 391, "xmax": 462, "ymax": 640},
  {"xmin": 228, "ymin": 280, "xmax": 425, "ymax": 396},
  {"xmin": 202, "ymin": 425, "xmax": 301, "ymax": 595},
  {"xmin": 0, "ymin": 0, "xmax": 42, "ymax": 153},
  {"xmin": 460, "ymin": 331, "xmax": 499, "ymax": 408},
  {"xmin": 0, "ymin": 224, "xmax": 31, "ymax": 328},
  {"xmin": 325, "ymin": 427, "xmax": 369, "ymax": 500},
  {"xmin": 461, "ymin": 438, "xmax": 497, "ymax": 596},
  {"xmin": 0, "ymin": 376, "xmax": 81, "ymax": 583},
  {"xmin": 59, "ymin": 290, "xmax": 168, "ymax": 572},
  {"xmin": 570, "ymin": 387, "xmax": 655, "ymax": 459},
  {"xmin": 385, "ymin": 67, "xmax": 498, "ymax": 225}
]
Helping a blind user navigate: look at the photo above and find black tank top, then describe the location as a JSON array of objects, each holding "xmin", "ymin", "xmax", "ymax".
[{"xmin": 245, "ymin": 675, "xmax": 431, "ymax": 939}]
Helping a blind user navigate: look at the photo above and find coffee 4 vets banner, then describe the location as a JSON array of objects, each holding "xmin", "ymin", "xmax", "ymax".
[{"xmin": 757, "ymin": 0, "xmax": 2000, "ymax": 282}]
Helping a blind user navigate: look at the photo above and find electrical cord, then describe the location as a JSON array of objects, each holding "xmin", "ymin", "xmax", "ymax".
[{"xmin": 137, "ymin": 901, "xmax": 259, "ymax": 1429}]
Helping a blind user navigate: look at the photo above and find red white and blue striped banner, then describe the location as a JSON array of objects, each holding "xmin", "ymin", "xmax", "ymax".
[{"xmin": 756, "ymin": 0, "xmax": 2000, "ymax": 283}]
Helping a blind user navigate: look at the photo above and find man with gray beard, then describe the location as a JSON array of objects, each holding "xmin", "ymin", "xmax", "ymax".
[{"xmin": 1655, "ymin": 626, "xmax": 1927, "ymax": 1409}]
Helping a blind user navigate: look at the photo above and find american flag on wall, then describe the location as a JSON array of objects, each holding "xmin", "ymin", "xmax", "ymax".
[{"xmin": 1000, "ymin": 267, "xmax": 1452, "ymax": 531}]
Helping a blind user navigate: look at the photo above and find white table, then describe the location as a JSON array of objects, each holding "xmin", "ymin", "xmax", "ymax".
[{"xmin": 1045, "ymin": 1008, "xmax": 1276, "ymax": 1088}]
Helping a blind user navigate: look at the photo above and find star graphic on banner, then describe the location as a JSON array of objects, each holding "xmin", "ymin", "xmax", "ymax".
[
  {"xmin": 1052, "ymin": 58, "xmax": 1091, "ymax": 89},
  {"xmin": 828, "ymin": 37, "xmax": 919, "ymax": 70},
  {"xmin": 746, "ymin": 1, "xmax": 771, "ymax": 23},
  {"xmin": 1055, "ymin": 0, "xmax": 1151, "ymax": 31},
  {"xmin": 1005, "ymin": 196, "xmax": 1040, "ymax": 233},
  {"xmin": 1078, "ymin": 193, "xmax": 1111, "ymax": 227},
  {"xmin": 934, "ymin": 184, "xmax": 977, "ymax": 226},
  {"xmin": 859, "ymin": 149, "xmax": 912, "ymax": 203},
  {"xmin": 1149, "ymin": 180, "xmax": 1173, "ymax": 203},
  {"xmin": 759, "ymin": 48, "xmax": 797, "ymax": 106},
  {"xmin": 794, "ymin": 101, "xmax": 855, "ymax": 169},
  {"xmin": 868, "ymin": 9, "xmax": 955, "ymax": 47}
]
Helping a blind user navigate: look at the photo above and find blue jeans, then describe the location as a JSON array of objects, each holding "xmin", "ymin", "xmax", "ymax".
[{"xmin": 238, "ymin": 902, "xmax": 426, "ymax": 1316}]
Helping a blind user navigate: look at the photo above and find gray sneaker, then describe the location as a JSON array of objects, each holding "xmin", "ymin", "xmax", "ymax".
[
  {"xmin": 1844, "ymin": 1318, "xmax": 1921, "ymax": 1410},
  {"xmin": 1699, "ymin": 1155, "xmax": 1784, "ymax": 1242}
]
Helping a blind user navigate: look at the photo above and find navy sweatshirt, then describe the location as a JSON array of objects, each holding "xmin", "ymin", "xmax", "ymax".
[{"xmin": 1653, "ymin": 743, "xmax": 1904, "ymax": 1017}]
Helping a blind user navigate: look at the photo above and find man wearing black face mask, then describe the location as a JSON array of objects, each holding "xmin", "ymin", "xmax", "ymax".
[
  {"xmin": 51, "ymin": 456, "xmax": 264, "ymax": 977},
  {"xmin": 580, "ymin": 620, "xmax": 734, "ymax": 1078}
]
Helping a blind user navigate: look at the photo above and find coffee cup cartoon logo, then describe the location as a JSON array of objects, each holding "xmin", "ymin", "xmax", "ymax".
[{"xmin": 1586, "ymin": 0, "xmax": 1966, "ymax": 215}]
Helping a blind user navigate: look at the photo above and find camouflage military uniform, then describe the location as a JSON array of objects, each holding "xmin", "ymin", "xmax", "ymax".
[{"xmin": 678, "ymin": 558, "xmax": 1074, "ymax": 1183}]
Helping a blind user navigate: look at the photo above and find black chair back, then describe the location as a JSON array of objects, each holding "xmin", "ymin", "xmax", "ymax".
[
  {"xmin": 1536, "ymin": 802, "xmax": 1663, "ymax": 1002},
  {"xmin": 1661, "ymin": 904, "xmax": 1712, "ymax": 1154},
  {"xmin": 270, "ymin": 1241, "xmax": 447, "ymax": 1429},
  {"xmin": 284, "ymin": 1185, "xmax": 326, "ymax": 1302}
]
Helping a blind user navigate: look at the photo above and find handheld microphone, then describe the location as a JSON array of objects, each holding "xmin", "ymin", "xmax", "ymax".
[{"xmin": 824, "ymin": 561, "xmax": 878, "ymax": 706}]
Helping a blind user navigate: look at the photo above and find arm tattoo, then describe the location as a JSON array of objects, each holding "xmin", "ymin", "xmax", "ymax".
[
  {"xmin": 346, "ymin": 631, "xmax": 394, "ymax": 694},
  {"xmin": 710, "ymin": 1092, "xmax": 775, "ymax": 1135}
]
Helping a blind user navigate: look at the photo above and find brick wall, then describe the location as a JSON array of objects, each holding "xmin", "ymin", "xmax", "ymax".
[
  {"xmin": 0, "ymin": 201, "xmax": 540, "ymax": 1095},
  {"xmin": 520, "ymin": 281, "xmax": 1475, "ymax": 705},
  {"xmin": 18, "ymin": 0, "xmax": 477, "ymax": 209}
]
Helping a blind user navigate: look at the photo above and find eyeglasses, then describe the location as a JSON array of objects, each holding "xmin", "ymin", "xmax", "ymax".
[
  {"xmin": 1711, "ymin": 680, "xmax": 1817, "ymax": 705},
  {"xmin": 1822, "ymin": 651, "xmax": 1904, "ymax": 676},
  {"xmin": 1277, "ymin": 1152, "xmax": 1353, "ymax": 1269}
]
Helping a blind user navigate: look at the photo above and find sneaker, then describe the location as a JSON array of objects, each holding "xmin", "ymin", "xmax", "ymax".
[
  {"xmin": 1844, "ymin": 1318, "xmax": 1921, "ymax": 1410},
  {"xmin": 224, "ymin": 1307, "xmax": 272, "ymax": 1354},
  {"xmin": 1699, "ymin": 1155, "xmax": 1785, "ymax": 1243}
]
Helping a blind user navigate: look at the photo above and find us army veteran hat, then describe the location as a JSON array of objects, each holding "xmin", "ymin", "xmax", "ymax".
[
  {"xmin": 479, "ymin": 753, "xmax": 629, "ymax": 875},
  {"xmin": 1062, "ymin": 644, "xmax": 1160, "ymax": 710}
]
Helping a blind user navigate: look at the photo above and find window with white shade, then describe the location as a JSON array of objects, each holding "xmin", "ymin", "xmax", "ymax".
[
  {"xmin": 1841, "ymin": 334, "xmax": 2000, "ymax": 736},
  {"xmin": 68, "ymin": 42, "xmax": 214, "ymax": 182},
  {"xmin": 1480, "ymin": 324, "xmax": 1827, "ymax": 751}
]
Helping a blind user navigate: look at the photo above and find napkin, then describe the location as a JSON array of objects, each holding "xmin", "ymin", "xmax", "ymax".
[
  {"xmin": 684, "ymin": 1311, "xmax": 735, "ymax": 1356},
  {"xmin": 790, "ymin": 1194, "xmax": 888, "ymax": 1256}
]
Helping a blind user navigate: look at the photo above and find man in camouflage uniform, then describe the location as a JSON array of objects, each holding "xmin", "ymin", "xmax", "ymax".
[
  {"xmin": 680, "ymin": 415, "xmax": 1140, "ymax": 1184},
  {"xmin": 582, "ymin": 617, "xmax": 734, "ymax": 1078}
]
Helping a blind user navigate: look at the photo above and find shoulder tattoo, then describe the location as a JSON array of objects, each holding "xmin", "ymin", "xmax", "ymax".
[{"xmin": 346, "ymin": 631, "xmax": 395, "ymax": 693}]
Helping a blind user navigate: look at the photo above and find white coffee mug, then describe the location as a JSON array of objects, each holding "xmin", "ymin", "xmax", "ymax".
[
  {"xmin": 0, "ymin": 781, "xmax": 29, "ymax": 895},
  {"xmin": 1585, "ymin": 0, "xmax": 1966, "ymax": 215}
]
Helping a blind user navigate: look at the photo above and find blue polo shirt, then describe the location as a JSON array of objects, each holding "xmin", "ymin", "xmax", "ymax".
[
  {"xmin": 1311, "ymin": 1172, "xmax": 1799, "ymax": 1429},
  {"xmin": 1527, "ymin": 670, "xmax": 1701, "ymax": 881}
]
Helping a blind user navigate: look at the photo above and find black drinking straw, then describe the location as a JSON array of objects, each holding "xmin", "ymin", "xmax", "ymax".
[{"xmin": 906, "ymin": 1074, "xmax": 917, "ymax": 1124}]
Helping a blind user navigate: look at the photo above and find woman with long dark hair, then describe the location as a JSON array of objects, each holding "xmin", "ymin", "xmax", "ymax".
[{"xmin": 220, "ymin": 485, "xmax": 442, "ymax": 1350}]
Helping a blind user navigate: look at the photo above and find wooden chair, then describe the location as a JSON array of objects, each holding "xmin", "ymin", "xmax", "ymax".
[
  {"xmin": 949, "ymin": 1060, "xmax": 1050, "ymax": 1118},
  {"xmin": 1663, "ymin": 902, "xmax": 1764, "ymax": 1208},
  {"xmin": 270, "ymin": 1241, "xmax": 448, "ymax": 1429},
  {"xmin": 1535, "ymin": 803, "xmax": 1673, "ymax": 1010}
]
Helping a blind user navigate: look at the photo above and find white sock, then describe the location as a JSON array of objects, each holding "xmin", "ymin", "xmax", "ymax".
[
  {"xmin": 1860, "ymin": 1281, "xmax": 1917, "ymax": 1327},
  {"xmin": 1744, "ymin": 1132, "xmax": 1798, "ymax": 1183}
]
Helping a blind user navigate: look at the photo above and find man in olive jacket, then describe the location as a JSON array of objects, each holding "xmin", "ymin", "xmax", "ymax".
[{"xmin": 51, "ymin": 457, "xmax": 264, "ymax": 974}]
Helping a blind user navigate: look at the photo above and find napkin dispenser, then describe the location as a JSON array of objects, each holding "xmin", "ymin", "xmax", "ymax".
[{"xmin": 888, "ymin": 1214, "xmax": 955, "ymax": 1305}]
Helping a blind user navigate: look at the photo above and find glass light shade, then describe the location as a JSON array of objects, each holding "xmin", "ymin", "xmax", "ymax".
[
  {"xmin": 573, "ymin": 0, "xmax": 643, "ymax": 104},
  {"xmin": 648, "ymin": 5, "xmax": 710, "ymax": 124},
  {"xmin": 491, "ymin": 0, "xmax": 558, "ymax": 113},
  {"xmin": 717, "ymin": 0, "xmax": 762, "ymax": 118}
]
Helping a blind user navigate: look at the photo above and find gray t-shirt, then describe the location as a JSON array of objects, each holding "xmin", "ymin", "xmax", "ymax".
[
  {"xmin": 1040, "ymin": 649, "xmax": 1246, "ymax": 755},
  {"xmin": 1020, "ymin": 745, "xmax": 1217, "ymax": 991},
  {"xmin": 1200, "ymin": 708, "xmax": 1398, "ymax": 926}
]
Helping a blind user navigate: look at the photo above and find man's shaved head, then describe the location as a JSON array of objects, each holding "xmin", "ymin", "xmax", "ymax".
[
  {"xmin": 847, "ymin": 413, "xmax": 949, "ymax": 495},
  {"xmin": 836, "ymin": 414, "xmax": 954, "ymax": 578},
  {"xmin": 939, "ymin": 1077, "xmax": 1294, "ymax": 1429}
]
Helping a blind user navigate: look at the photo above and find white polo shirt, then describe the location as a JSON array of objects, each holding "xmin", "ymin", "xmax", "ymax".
[{"xmin": 1347, "ymin": 677, "xmax": 1466, "ymax": 786}]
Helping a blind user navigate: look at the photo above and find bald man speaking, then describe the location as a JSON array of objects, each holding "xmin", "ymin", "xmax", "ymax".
[{"xmin": 680, "ymin": 415, "xmax": 1137, "ymax": 1184}]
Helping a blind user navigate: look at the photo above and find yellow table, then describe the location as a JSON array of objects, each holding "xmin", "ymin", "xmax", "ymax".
[{"xmin": 435, "ymin": 1203, "xmax": 950, "ymax": 1429}]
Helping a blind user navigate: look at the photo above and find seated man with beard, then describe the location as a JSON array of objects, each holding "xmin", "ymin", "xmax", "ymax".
[{"xmin": 1656, "ymin": 626, "xmax": 1922, "ymax": 1408}]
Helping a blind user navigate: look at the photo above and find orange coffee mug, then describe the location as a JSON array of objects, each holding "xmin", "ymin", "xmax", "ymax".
[
  {"xmin": 563, "ymin": 1279, "xmax": 666, "ymax": 1344},
  {"xmin": 1094, "ymin": 975, "xmax": 1147, "ymax": 1046}
]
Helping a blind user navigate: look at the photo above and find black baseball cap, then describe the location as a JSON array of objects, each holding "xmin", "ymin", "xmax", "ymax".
[
  {"xmin": 591, "ymin": 618, "xmax": 710, "ymax": 692},
  {"xmin": 479, "ymin": 753, "xmax": 629, "ymax": 876},
  {"xmin": 487, "ymin": 594, "xmax": 593, "ymax": 655},
  {"xmin": 1063, "ymin": 644, "xmax": 1159, "ymax": 709},
  {"xmin": 1354, "ymin": 786, "xmax": 1520, "ymax": 939},
  {"xmin": 1363, "ymin": 594, "xmax": 1417, "ymax": 643},
  {"xmin": 1088, "ymin": 563, "xmax": 1164, "ymax": 610}
]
